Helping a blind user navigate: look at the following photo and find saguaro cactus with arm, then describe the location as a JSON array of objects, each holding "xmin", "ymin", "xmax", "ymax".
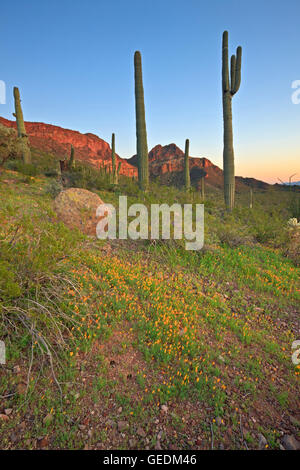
[
  {"xmin": 13, "ymin": 87, "xmax": 31, "ymax": 164},
  {"xmin": 222, "ymin": 31, "xmax": 242, "ymax": 211},
  {"xmin": 184, "ymin": 139, "xmax": 190, "ymax": 191},
  {"xmin": 134, "ymin": 51, "xmax": 149, "ymax": 191}
]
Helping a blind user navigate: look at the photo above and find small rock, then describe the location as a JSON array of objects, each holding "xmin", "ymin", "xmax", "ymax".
[
  {"xmin": 117, "ymin": 421, "xmax": 129, "ymax": 432},
  {"xmin": 129, "ymin": 438, "xmax": 137, "ymax": 448},
  {"xmin": 0, "ymin": 414, "xmax": 9, "ymax": 422},
  {"xmin": 161, "ymin": 405, "xmax": 168, "ymax": 414},
  {"xmin": 137, "ymin": 427, "xmax": 146, "ymax": 438},
  {"xmin": 281, "ymin": 434, "xmax": 300, "ymax": 451},
  {"xmin": 155, "ymin": 440, "xmax": 162, "ymax": 450},
  {"xmin": 106, "ymin": 419, "xmax": 116, "ymax": 428},
  {"xmin": 37, "ymin": 437, "xmax": 49, "ymax": 449},
  {"xmin": 258, "ymin": 433, "xmax": 268, "ymax": 449},
  {"xmin": 43, "ymin": 413, "xmax": 53, "ymax": 425},
  {"xmin": 289, "ymin": 416, "xmax": 300, "ymax": 428}
]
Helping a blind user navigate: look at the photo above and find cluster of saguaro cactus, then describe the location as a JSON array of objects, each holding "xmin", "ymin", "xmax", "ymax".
[
  {"xmin": 10, "ymin": 37, "xmax": 243, "ymax": 205},
  {"xmin": 13, "ymin": 87, "xmax": 31, "ymax": 165},
  {"xmin": 222, "ymin": 31, "xmax": 242, "ymax": 211},
  {"xmin": 184, "ymin": 139, "xmax": 190, "ymax": 191},
  {"xmin": 134, "ymin": 51, "xmax": 149, "ymax": 191}
]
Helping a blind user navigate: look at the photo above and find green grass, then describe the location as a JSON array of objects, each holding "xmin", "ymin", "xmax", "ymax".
[{"xmin": 0, "ymin": 163, "xmax": 299, "ymax": 450}]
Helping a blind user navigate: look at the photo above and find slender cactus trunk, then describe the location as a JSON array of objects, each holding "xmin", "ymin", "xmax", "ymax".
[
  {"xmin": 111, "ymin": 133, "xmax": 118, "ymax": 185},
  {"xmin": 223, "ymin": 91, "xmax": 235, "ymax": 210},
  {"xmin": 134, "ymin": 51, "xmax": 149, "ymax": 191},
  {"xmin": 249, "ymin": 187, "xmax": 253, "ymax": 209},
  {"xmin": 13, "ymin": 87, "xmax": 31, "ymax": 165},
  {"xmin": 184, "ymin": 139, "xmax": 190, "ymax": 191},
  {"xmin": 201, "ymin": 176, "xmax": 205, "ymax": 200}
]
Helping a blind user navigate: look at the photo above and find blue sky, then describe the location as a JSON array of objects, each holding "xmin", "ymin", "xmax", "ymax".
[{"xmin": 1, "ymin": 0, "xmax": 300, "ymax": 182}]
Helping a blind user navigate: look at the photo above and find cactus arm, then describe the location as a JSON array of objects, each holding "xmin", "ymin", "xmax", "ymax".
[
  {"xmin": 230, "ymin": 55, "xmax": 236, "ymax": 93},
  {"xmin": 232, "ymin": 46, "xmax": 242, "ymax": 95}
]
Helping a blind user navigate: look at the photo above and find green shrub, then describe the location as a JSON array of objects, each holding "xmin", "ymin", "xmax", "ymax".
[
  {"xmin": 5, "ymin": 160, "xmax": 39, "ymax": 176},
  {"xmin": 0, "ymin": 261, "xmax": 22, "ymax": 300},
  {"xmin": 44, "ymin": 169, "xmax": 59, "ymax": 177},
  {"xmin": 44, "ymin": 179, "xmax": 63, "ymax": 198}
]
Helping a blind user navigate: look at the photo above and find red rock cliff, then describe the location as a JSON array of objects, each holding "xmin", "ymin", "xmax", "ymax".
[
  {"xmin": 128, "ymin": 143, "xmax": 269, "ymax": 189},
  {"xmin": 0, "ymin": 116, "xmax": 137, "ymax": 177}
]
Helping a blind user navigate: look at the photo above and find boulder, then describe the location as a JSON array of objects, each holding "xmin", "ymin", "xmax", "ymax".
[
  {"xmin": 281, "ymin": 434, "xmax": 300, "ymax": 451},
  {"xmin": 54, "ymin": 187, "xmax": 105, "ymax": 237}
]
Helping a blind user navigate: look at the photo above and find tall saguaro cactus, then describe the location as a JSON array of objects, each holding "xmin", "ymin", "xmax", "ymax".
[
  {"xmin": 222, "ymin": 31, "xmax": 242, "ymax": 211},
  {"xmin": 13, "ymin": 87, "xmax": 31, "ymax": 164},
  {"xmin": 184, "ymin": 139, "xmax": 190, "ymax": 191},
  {"xmin": 134, "ymin": 51, "xmax": 149, "ymax": 191},
  {"xmin": 69, "ymin": 144, "xmax": 75, "ymax": 169},
  {"xmin": 200, "ymin": 174, "xmax": 205, "ymax": 200},
  {"xmin": 111, "ymin": 133, "xmax": 118, "ymax": 185}
]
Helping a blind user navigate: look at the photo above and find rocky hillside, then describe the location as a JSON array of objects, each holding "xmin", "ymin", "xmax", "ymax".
[
  {"xmin": 0, "ymin": 116, "xmax": 137, "ymax": 178},
  {"xmin": 128, "ymin": 143, "xmax": 269, "ymax": 190},
  {"xmin": 0, "ymin": 116, "xmax": 269, "ymax": 189}
]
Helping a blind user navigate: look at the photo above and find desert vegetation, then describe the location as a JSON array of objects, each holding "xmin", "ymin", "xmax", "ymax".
[{"xmin": 0, "ymin": 30, "xmax": 299, "ymax": 451}]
